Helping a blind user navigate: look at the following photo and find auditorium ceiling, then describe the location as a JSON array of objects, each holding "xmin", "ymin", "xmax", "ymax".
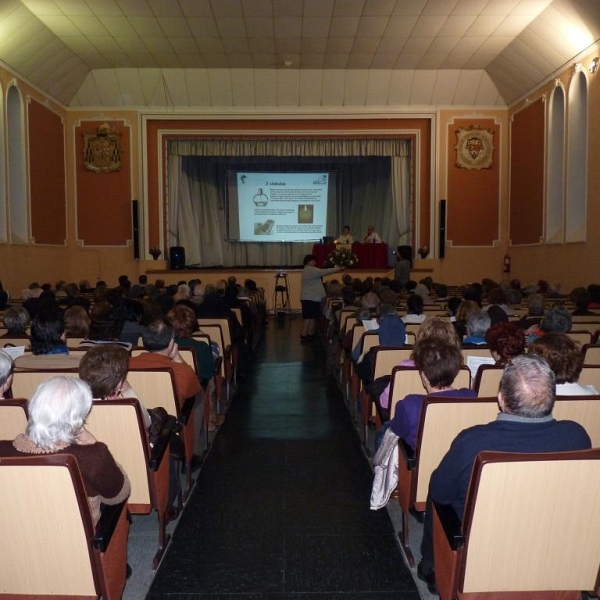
[{"xmin": 1, "ymin": 0, "xmax": 598, "ymax": 108}]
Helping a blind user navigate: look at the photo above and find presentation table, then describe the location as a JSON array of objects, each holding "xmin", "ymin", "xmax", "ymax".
[{"xmin": 311, "ymin": 242, "xmax": 389, "ymax": 269}]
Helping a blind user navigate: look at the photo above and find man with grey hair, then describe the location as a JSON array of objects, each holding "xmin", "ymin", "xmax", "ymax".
[
  {"xmin": 462, "ymin": 310, "xmax": 491, "ymax": 344},
  {"xmin": 2, "ymin": 306, "xmax": 30, "ymax": 337},
  {"xmin": 417, "ymin": 354, "xmax": 592, "ymax": 593}
]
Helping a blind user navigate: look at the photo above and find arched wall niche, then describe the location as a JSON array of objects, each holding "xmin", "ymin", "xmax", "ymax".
[
  {"xmin": 6, "ymin": 83, "xmax": 29, "ymax": 245},
  {"xmin": 0, "ymin": 82, "xmax": 6, "ymax": 243},
  {"xmin": 565, "ymin": 69, "xmax": 588, "ymax": 243},
  {"xmin": 546, "ymin": 83, "xmax": 565, "ymax": 244}
]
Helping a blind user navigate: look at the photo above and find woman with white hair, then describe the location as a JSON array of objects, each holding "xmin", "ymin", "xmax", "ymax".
[
  {"xmin": 0, "ymin": 376, "xmax": 130, "ymax": 524},
  {"xmin": 0, "ymin": 350, "xmax": 14, "ymax": 398}
]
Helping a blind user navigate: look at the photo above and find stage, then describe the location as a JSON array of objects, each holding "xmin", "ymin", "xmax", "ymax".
[{"xmin": 146, "ymin": 267, "xmax": 394, "ymax": 311}]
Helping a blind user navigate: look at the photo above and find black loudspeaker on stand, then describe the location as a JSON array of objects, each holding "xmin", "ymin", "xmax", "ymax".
[
  {"xmin": 170, "ymin": 246, "xmax": 186, "ymax": 270},
  {"xmin": 439, "ymin": 199, "xmax": 446, "ymax": 259}
]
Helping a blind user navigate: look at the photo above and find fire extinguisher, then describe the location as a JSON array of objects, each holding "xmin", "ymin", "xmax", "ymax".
[{"xmin": 503, "ymin": 253, "xmax": 511, "ymax": 274}]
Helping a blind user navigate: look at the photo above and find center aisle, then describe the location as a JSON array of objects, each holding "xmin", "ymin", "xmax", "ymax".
[{"xmin": 147, "ymin": 317, "xmax": 420, "ymax": 599}]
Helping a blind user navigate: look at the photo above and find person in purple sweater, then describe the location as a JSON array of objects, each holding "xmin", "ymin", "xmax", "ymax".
[
  {"xmin": 389, "ymin": 339, "xmax": 475, "ymax": 451},
  {"xmin": 417, "ymin": 354, "xmax": 592, "ymax": 594}
]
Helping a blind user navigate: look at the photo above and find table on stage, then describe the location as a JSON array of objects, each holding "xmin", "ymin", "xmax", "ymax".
[{"xmin": 311, "ymin": 242, "xmax": 389, "ymax": 269}]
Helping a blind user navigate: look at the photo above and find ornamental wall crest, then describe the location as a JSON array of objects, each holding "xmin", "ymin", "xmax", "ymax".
[
  {"xmin": 455, "ymin": 125, "xmax": 494, "ymax": 170},
  {"xmin": 83, "ymin": 123, "xmax": 122, "ymax": 173}
]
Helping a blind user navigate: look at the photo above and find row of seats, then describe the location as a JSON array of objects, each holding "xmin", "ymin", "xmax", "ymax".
[{"xmin": 0, "ymin": 311, "xmax": 252, "ymax": 598}]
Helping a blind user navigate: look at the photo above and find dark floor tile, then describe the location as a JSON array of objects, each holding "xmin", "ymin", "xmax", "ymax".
[{"xmin": 284, "ymin": 532, "xmax": 414, "ymax": 594}]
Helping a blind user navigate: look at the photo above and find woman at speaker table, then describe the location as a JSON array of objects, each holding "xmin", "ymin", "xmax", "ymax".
[
  {"xmin": 300, "ymin": 254, "xmax": 341, "ymax": 342},
  {"xmin": 335, "ymin": 225, "xmax": 354, "ymax": 245},
  {"xmin": 363, "ymin": 225, "xmax": 382, "ymax": 243}
]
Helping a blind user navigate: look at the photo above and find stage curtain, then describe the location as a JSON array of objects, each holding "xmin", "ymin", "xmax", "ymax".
[{"xmin": 167, "ymin": 138, "xmax": 411, "ymax": 267}]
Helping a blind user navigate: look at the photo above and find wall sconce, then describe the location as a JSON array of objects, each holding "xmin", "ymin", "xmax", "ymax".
[{"xmin": 590, "ymin": 57, "xmax": 599, "ymax": 74}]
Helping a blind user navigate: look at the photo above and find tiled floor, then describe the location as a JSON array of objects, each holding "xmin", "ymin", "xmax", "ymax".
[{"xmin": 126, "ymin": 316, "xmax": 430, "ymax": 599}]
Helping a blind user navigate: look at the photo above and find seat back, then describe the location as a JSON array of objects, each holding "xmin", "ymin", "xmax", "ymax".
[
  {"xmin": 10, "ymin": 369, "xmax": 79, "ymax": 399},
  {"xmin": 86, "ymin": 399, "xmax": 152, "ymax": 508},
  {"xmin": 582, "ymin": 343, "xmax": 600, "ymax": 365},
  {"xmin": 553, "ymin": 395, "xmax": 600, "ymax": 447},
  {"xmin": 197, "ymin": 318, "xmax": 232, "ymax": 350},
  {"xmin": 338, "ymin": 310, "xmax": 356, "ymax": 334},
  {"xmin": 360, "ymin": 331, "xmax": 380, "ymax": 356},
  {"xmin": 194, "ymin": 325, "xmax": 227, "ymax": 378},
  {"xmin": 388, "ymin": 366, "xmax": 471, "ymax": 417},
  {"xmin": 566, "ymin": 330, "xmax": 593, "ymax": 346},
  {"xmin": 578, "ymin": 365, "xmax": 600, "ymax": 391},
  {"xmin": 415, "ymin": 396, "xmax": 498, "ymax": 507},
  {"xmin": 461, "ymin": 449, "xmax": 600, "ymax": 594},
  {"xmin": 0, "ymin": 338, "xmax": 30, "ymax": 348},
  {"xmin": 370, "ymin": 347, "xmax": 413, "ymax": 381},
  {"xmin": 0, "ymin": 454, "xmax": 99, "ymax": 597},
  {"xmin": 473, "ymin": 364, "xmax": 504, "ymax": 396},
  {"xmin": 0, "ymin": 399, "xmax": 28, "ymax": 439},
  {"xmin": 126, "ymin": 369, "xmax": 179, "ymax": 417}
]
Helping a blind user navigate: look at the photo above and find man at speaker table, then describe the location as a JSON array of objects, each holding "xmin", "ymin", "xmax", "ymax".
[
  {"xmin": 335, "ymin": 225, "xmax": 354, "ymax": 245},
  {"xmin": 363, "ymin": 225, "xmax": 382, "ymax": 243}
]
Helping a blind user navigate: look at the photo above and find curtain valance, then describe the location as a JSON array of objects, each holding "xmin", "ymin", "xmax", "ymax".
[{"xmin": 169, "ymin": 138, "xmax": 410, "ymax": 157}]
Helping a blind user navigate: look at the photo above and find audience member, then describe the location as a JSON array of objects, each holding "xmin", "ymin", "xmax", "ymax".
[
  {"xmin": 462, "ymin": 311, "xmax": 491, "ymax": 345},
  {"xmin": 381, "ymin": 316, "xmax": 461, "ymax": 406},
  {"xmin": 64, "ymin": 305, "xmax": 90, "ymax": 339},
  {"xmin": 402, "ymin": 294, "xmax": 425, "ymax": 323},
  {"xmin": 2, "ymin": 306, "xmax": 30, "ymax": 337},
  {"xmin": 570, "ymin": 286, "xmax": 596, "ymax": 315},
  {"xmin": 485, "ymin": 322, "xmax": 526, "ymax": 366},
  {"xmin": 0, "ymin": 350, "xmax": 14, "ymax": 398},
  {"xmin": 29, "ymin": 307, "xmax": 68, "ymax": 355},
  {"xmin": 540, "ymin": 307, "xmax": 572, "ymax": 334},
  {"xmin": 528, "ymin": 332, "xmax": 598, "ymax": 395},
  {"xmin": 387, "ymin": 339, "xmax": 474, "ymax": 451},
  {"xmin": 129, "ymin": 317, "xmax": 201, "ymax": 409},
  {"xmin": 79, "ymin": 345, "xmax": 150, "ymax": 427},
  {"xmin": 0, "ymin": 280, "xmax": 9, "ymax": 310},
  {"xmin": 0, "ymin": 376, "xmax": 131, "ymax": 525},
  {"xmin": 417, "ymin": 354, "xmax": 591, "ymax": 593}
]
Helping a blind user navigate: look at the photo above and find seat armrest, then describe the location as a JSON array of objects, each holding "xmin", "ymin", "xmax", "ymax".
[
  {"xmin": 149, "ymin": 427, "xmax": 171, "ymax": 470},
  {"xmin": 399, "ymin": 438, "xmax": 417, "ymax": 470},
  {"xmin": 179, "ymin": 394, "xmax": 197, "ymax": 425},
  {"xmin": 94, "ymin": 501, "xmax": 127, "ymax": 552},
  {"xmin": 433, "ymin": 501, "xmax": 464, "ymax": 550}
]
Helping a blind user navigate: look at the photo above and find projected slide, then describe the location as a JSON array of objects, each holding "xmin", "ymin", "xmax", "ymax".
[{"xmin": 236, "ymin": 172, "xmax": 329, "ymax": 242}]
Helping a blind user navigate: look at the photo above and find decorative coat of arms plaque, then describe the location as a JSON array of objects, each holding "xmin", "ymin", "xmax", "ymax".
[
  {"xmin": 83, "ymin": 123, "xmax": 122, "ymax": 173},
  {"xmin": 455, "ymin": 126, "xmax": 494, "ymax": 170}
]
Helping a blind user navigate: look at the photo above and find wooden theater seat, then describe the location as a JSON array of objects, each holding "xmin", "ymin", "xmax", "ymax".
[
  {"xmin": 0, "ymin": 454, "xmax": 129, "ymax": 600},
  {"xmin": 10, "ymin": 368, "xmax": 79, "ymax": 399},
  {"xmin": 433, "ymin": 449, "xmax": 600, "ymax": 600},
  {"xmin": 86, "ymin": 399, "xmax": 172, "ymax": 569},
  {"xmin": 473, "ymin": 364, "xmax": 504, "ymax": 397},
  {"xmin": 396, "ymin": 395, "xmax": 498, "ymax": 566},
  {"xmin": 553, "ymin": 394, "xmax": 600, "ymax": 448},
  {"xmin": 126, "ymin": 368, "xmax": 200, "ymax": 498},
  {"xmin": 0, "ymin": 398, "xmax": 28, "ymax": 439}
]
